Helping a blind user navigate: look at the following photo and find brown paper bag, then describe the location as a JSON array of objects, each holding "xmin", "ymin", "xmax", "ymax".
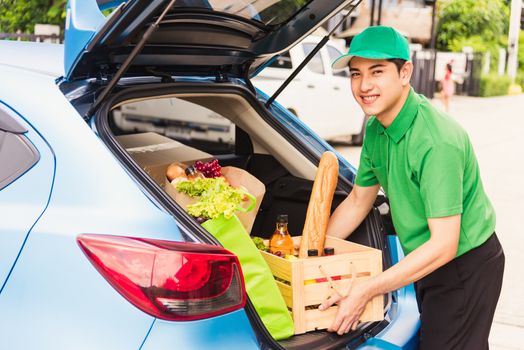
[{"xmin": 164, "ymin": 166, "xmax": 265, "ymax": 234}]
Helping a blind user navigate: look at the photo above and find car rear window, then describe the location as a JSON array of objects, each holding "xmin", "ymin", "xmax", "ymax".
[{"xmin": 174, "ymin": 0, "xmax": 314, "ymax": 26}]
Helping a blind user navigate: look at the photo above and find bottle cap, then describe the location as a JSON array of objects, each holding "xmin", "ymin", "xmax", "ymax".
[
  {"xmin": 276, "ymin": 214, "xmax": 288, "ymax": 224},
  {"xmin": 307, "ymin": 249, "xmax": 319, "ymax": 257},
  {"xmin": 185, "ymin": 166, "xmax": 196, "ymax": 176},
  {"xmin": 324, "ymin": 247, "xmax": 335, "ymax": 256}
]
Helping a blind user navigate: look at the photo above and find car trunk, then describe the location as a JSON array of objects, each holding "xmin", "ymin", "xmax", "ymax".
[{"xmin": 90, "ymin": 80, "xmax": 392, "ymax": 349}]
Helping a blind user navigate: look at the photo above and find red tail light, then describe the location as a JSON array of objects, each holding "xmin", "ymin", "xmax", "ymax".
[{"xmin": 77, "ymin": 234, "xmax": 246, "ymax": 321}]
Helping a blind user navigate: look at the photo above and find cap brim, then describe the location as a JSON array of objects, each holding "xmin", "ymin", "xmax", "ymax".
[
  {"xmin": 331, "ymin": 50, "xmax": 410, "ymax": 70},
  {"xmin": 331, "ymin": 54, "xmax": 353, "ymax": 70}
]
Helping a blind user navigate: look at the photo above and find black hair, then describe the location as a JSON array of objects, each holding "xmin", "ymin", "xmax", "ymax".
[
  {"xmin": 387, "ymin": 58, "xmax": 408, "ymax": 73},
  {"xmin": 446, "ymin": 63, "xmax": 453, "ymax": 73}
]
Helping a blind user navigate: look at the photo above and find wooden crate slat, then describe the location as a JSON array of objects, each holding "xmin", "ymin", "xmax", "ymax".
[
  {"xmin": 301, "ymin": 254, "xmax": 374, "ymax": 280},
  {"xmin": 260, "ymin": 250, "xmax": 293, "ymax": 281},
  {"xmin": 275, "ymin": 280, "xmax": 293, "ymax": 308},
  {"xmin": 260, "ymin": 235, "xmax": 384, "ymax": 334},
  {"xmin": 302, "ymin": 278, "xmax": 369, "ymax": 305},
  {"xmin": 291, "ymin": 258, "xmax": 306, "ymax": 334},
  {"xmin": 304, "ymin": 307, "xmax": 337, "ymax": 332}
]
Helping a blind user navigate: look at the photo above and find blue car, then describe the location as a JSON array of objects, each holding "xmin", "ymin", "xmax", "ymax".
[{"xmin": 0, "ymin": 0, "xmax": 420, "ymax": 348}]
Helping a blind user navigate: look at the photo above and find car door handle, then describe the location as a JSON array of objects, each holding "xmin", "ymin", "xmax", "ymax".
[
  {"xmin": 333, "ymin": 86, "xmax": 340, "ymax": 90},
  {"xmin": 307, "ymin": 84, "xmax": 315, "ymax": 89}
]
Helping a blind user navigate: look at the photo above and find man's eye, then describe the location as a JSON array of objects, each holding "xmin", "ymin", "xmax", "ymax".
[
  {"xmin": 351, "ymin": 72, "xmax": 360, "ymax": 78},
  {"xmin": 372, "ymin": 70, "xmax": 383, "ymax": 75}
]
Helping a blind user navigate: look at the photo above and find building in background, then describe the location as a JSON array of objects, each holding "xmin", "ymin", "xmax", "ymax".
[{"xmin": 329, "ymin": 0, "xmax": 434, "ymax": 45}]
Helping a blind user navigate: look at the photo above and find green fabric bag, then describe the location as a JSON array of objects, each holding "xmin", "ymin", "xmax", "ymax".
[{"xmin": 201, "ymin": 194, "xmax": 294, "ymax": 340}]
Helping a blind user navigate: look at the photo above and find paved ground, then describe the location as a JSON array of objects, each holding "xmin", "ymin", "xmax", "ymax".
[{"xmin": 333, "ymin": 94, "xmax": 524, "ymax": 349}]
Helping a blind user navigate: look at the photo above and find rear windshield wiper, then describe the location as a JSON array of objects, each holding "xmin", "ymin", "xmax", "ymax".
[
  {"xmin": 85, "ymin": 0, "xmax": 177, "ymax": 119},
  {"xmin": 265, "ymin": 0, "xmax": 363, "ymax": 109}
]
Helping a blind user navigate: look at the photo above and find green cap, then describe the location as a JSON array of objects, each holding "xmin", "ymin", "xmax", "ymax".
[{"xmin": 332, "ymin": 26, "xmax": 410, "ymax": 70}]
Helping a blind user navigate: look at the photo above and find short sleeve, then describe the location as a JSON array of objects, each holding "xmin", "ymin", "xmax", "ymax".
[
  {"xmin": 417, "ymin": 145, "xmax": 464, "ymax": 218},
  {"xmin": 355, "ymin": 144, "xmax": 379, "ymax": 187}
]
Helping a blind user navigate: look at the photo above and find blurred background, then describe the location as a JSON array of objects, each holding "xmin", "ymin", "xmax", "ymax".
[{"xmin": 2, "ymin": 1, "xmax": 523, "ymax": 348}]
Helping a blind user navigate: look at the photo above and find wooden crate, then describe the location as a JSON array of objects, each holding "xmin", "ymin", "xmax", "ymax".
[{"xmin": 260, "ymin": 236, "xmax": 384, "ymax": 334}]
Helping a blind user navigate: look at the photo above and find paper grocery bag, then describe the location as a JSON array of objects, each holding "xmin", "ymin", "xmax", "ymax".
[
  {"xmin": 202, "ymin": 214, "xmax": 294, "ymax": 340},
  {"xmin": 164, "ymin": 166, "xmax": 265, "ymax": 234},
  {"xmin": 221, "ymin": 166, "xmax": 265, "ymax": 234}
]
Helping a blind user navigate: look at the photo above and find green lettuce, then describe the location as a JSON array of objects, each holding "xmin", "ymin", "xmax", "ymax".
[{"xmin": 175, "ymin": 177, "xmax": 247, "ymax": 220}]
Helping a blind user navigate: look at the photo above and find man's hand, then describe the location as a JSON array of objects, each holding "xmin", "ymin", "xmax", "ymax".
[
  {"xmin": 319, "ymin": 282, "xmax": 372, "ymax": 335},
  {"xmin": 319, "ymin": 214, "xmax": 461, "ymax": 336}
]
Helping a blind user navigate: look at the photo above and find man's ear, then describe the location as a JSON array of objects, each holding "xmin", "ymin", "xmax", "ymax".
[{"xmin": 400, "ymin": 61, "xmax": 413, "ymax": 86}]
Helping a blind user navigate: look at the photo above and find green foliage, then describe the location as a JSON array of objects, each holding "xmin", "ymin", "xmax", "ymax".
[
  {"xmin": 519, "ymin": 31, "xmax": 524, "ymax": 73},
  {"xmin": 0, "ymin": 0, "xmax": 66, "ymax": 33},
  {"xmin": 516, "ymin": 72, "xmax": 524, "ymax": 90},
  {"xmin": 479, "ymin": 74, "xmax": 512, "ymax": 97},
  {"xmin": 437, "ymin": 0, "xmax": 509, "ymax": 53}
]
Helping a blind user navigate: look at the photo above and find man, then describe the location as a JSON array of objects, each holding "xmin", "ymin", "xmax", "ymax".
[{"xmin": 320, "ymin": 26, "xmax": 504, "ymax": 349}]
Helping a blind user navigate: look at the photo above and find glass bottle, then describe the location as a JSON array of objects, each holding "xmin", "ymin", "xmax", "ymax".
[
  {"xmin": 323, "ymin": 247, "xmax": 335, "ymax": 256},
  {"xmin": 185, "ymin": 166, "xmax": 205, "ymax": 180},
  {"xmin": 307, "ymin": 249, "xmax": 319, "ymax": 257},
  {"xmin": 269, "ymin": 214, "xmax": 294, "ymax": 257}
]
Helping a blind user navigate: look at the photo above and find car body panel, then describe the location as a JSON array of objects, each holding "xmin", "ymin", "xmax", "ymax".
[
  {"xmin": 141, "ymin": 312, "xmax": 260, "ymax": 350},
  {"xmin": 0, "ymin": 41, "xmax": 64, "ymax": 77},
  {"xmin": 0, "ymin": 103, "xmax": 54, "ymax": 291},
  {"xmin": 63, "ymin": 0, "xmax": 109, "ymax": 78},
  {"xmin": 0, "ymin": 61, "xmax": 181, "ymax": 349}
]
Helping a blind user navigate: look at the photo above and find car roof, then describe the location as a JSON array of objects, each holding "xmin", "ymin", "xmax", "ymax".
[{"xmin": 0, "ymin": 40, "xmax": 64, "ymax": 77}]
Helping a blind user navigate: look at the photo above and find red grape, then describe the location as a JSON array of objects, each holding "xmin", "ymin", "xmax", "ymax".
[{"xmin": 194, "ymin": 159, "xmax": 222, "ymax": 178}]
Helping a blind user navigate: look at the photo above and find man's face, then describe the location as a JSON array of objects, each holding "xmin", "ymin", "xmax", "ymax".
[{"xmin": 349, "ymin": 57, "xmax": 410, "ymax": 122}]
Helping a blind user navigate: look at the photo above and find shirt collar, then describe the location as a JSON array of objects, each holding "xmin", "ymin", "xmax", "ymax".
[{"xmin": 376, "ymin": 88, "xmax": 419, "ymax": 143}]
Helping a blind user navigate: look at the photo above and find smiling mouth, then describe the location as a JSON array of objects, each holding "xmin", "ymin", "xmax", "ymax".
[{"xmin": 361, "ymin": 95, "xmax": 379, "ymax": 104}]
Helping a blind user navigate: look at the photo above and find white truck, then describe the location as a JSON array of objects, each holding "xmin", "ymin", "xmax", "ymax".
[{"xmin": 253, "ymin": 35, "xmax": 366, "ymax": 145}]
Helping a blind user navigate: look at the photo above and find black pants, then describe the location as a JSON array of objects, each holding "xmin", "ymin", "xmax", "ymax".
[{"xmin": 415, "ymin": 233, "xmax": 504, "ymax": 350}]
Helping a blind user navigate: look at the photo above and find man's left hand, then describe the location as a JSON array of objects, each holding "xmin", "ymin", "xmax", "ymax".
[{"xmin": 318, "ymin": 282, "xmax": 372, "ymax": 335}]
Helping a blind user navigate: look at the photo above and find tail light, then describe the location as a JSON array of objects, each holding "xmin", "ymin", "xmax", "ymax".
[{"xmin": 77, "ymin": 234, "xmax": 246, "ymax": 321}]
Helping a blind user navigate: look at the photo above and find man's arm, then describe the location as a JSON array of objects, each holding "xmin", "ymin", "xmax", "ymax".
[
  {"xmin": 321, "ymin": 214, "xmax": 461, "ymax": 335},
  {"xmin": 326, "ymin": 183, "xmax": 381, "ymax": 240}
]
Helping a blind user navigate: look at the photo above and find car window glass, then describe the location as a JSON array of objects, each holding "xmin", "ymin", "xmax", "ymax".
[
  {"xmin": 326, "ymin": 45, "xmax": 349, "ymax": 77},
  {"xmin": 0, "ymin": 108, "xmax": 40, "ymax": 191},
  {"xmin": 268, "ymin": 52, "xmax": 292, "ymax": 69},
  {"xmin": 111, "ymin": 97, "xmax": 235, "ymax": 155},
  {"xmin": 173, "ymin": 0, "xmax": 312, "ymax": 26},
  {"xmin": 302, "ymin": 43, "xmax": 325, "ymax": 75}
]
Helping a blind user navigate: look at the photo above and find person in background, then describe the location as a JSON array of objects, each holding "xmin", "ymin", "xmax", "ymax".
[
  {"xmin": 440, "ymin": 62, "xmax": 455, "ymax": 112},
  {"xmin": 323, "ymin": 26, "xmax": 504, "ymax": 349}
]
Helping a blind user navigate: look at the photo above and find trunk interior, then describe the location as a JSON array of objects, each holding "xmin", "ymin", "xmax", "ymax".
[{"xmin": 97, "ymin": 81, "xmax": 391, "ymax": 349}]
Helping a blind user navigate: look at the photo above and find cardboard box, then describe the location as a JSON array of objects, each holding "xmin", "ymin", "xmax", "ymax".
[
  {"xmin": 116, "ymin": 132, "xmax": 211, "ymax": 186},
  {"xmin": 260, "ymin": 236, "xmax": 384, "ymax": 334},
  {"xmin": 165, "ymin": 166, "xmax": 266, "ymax": 235}
]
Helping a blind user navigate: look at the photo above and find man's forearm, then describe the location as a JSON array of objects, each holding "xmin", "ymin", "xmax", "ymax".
[{"xmin": 326, "ymin": 187, "xmax": 378, "ymax": 240}]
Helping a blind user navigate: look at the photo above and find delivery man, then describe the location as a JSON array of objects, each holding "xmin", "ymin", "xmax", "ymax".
[{"xmin": 321, "ymin": 26, "xmax": 504, "ymax": 349}]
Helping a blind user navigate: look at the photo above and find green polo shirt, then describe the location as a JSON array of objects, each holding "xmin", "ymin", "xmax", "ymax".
[{"xmin": 356, "ymin": 88, "xmax": 495, "ymax": 256}]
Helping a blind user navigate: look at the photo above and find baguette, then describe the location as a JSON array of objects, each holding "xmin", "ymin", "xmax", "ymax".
[{"xmin": 298, "ymin": 151, "xmax": 339, "ymax": 258}]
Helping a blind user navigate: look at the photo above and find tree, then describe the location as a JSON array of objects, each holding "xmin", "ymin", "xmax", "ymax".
[
  {"xmin": 0, "ymin": 0, "xmax": 66, "ymax": 33},
  {"xmin": 519, "ymin": 30, "xmax": 524, "ymax": 71},
  {"xmin": 436, "ymin": 0, "xmax": 509, "ymax": 53}
]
